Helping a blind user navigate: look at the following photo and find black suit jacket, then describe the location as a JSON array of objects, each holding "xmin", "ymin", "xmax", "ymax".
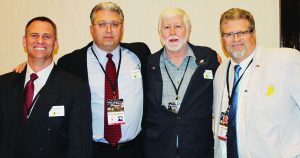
[
  {"xmin": 144, "ymin": 43, "xmax": 219, "ymax": 158},
  {"xmin": 0, "ymin": 66, "xmax": 92, "ymax": 158}
]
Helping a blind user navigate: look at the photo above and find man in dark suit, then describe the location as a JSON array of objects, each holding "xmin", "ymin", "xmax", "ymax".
[
  {"xmin": 144, "ymin": 8, "xmax": 219, "ymax": 158},
  {"xmin": 14, "ymin": 2, "xmax": 150, "ymax": 158},
  {"xmin": 57, "ymin": 2, "xmax": 150, "ymax": 158},
  {"xmin": 0, "ymin": 17, "xmax": 92, "ymax": 158}
]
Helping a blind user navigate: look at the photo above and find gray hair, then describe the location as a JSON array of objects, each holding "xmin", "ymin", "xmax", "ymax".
[{"xmin": 90, "ymin": 2, "xmax": 124, "ymax": 24}]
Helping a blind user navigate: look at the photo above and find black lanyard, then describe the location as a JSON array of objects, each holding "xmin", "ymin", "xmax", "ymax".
[
  {"xmin": 91, "ymin": 47, "xmax": 122, "ymax": 96},
  {"xmin": 226, "ymin": 59, "xmax": 253, "ymax": 106},
  {"xmin": 164, "ymin": 56, "xmax": 191, "ymax": 103}
]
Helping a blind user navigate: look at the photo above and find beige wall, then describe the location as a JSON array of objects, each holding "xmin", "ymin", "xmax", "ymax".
[{"xmin": 0, "ymin": 0, "xmax": 279, "ymax": 75}]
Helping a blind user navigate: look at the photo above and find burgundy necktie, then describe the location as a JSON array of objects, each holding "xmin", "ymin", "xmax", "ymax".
[
  {"xmin": 24, "ymin": 73, "xmax": 38, "ymax": 120},
  {"xmin": 104, "ymin": 53, "xmax": 121, "ymax": 146}
]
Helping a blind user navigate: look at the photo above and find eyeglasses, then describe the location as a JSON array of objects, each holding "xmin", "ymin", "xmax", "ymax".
[
  {"xmin": 221, "ymin": 28, "xmax": 254, "ymax": 38},
  {"xmin": 93, "ymin": 21, "xmax": 122, "ymax": 29}
]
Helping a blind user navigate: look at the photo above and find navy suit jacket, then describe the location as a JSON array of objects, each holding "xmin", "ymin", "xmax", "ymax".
[
  {"xmin": 0, "ymin": 66, "xmax": 92, "ymax": 158},
  {"xmin": 144, "ymin": 43, "xmax": 219, "ymax": 158}
]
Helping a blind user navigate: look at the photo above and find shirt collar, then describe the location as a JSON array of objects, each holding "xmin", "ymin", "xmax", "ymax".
[
  {"xmin": 25, "ymin": 62, "xmax": 54, "ymax": 85},
  {"xmin": 92, "ymin": 42, "xmax": 121, "ymax": 61}
]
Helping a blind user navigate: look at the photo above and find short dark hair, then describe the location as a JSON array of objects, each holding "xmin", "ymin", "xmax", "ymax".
[{"xmin": 25, "ymin": 16, "xmax": 57, "ymax": 37}]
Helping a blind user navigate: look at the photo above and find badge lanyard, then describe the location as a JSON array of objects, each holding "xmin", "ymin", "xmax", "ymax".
[
  {"xmin": 164, "ymin": 56, "xmax": 191, "ymax": 105},
  {"xmin": 26, "ymin": 68, "xmax": 54, "ymax": 118},
  {"xmin": 91, "ymin": 47, "xmax": 122, "ymax": 98},
  {"xmin": 226, "ymin": 59, "xmax": 253, "ymax": 107}
]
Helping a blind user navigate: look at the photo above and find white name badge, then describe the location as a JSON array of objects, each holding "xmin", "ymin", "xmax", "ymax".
[
  {"xmin": 218, "ymin": 125, "xmax": 228, "ymax": 141},
  {"xmin": 107, "ymin": 111, "xmax": 125, "ymax": 125},
  {"xmin": 49, "ymin": 106, "xmax": 65, "ymax": 117},
  {"xmin": 130, "ymin": 69, "xmax": 142, "ymax": 79},
  {"xmin": 107, "ymin": 99, "xmax": 126, "ymax": 125},
  {"xmin": 203, "ymin": 70, "xmax": 213, "ymax": 79}
]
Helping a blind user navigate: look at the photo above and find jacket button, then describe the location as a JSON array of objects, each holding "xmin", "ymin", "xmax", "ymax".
[
  {"xmin": 177, "ymin": 116, "xmax": 180, "ymax": 120},
  {"xmin": 39, "ymin": 147, "xmax": 43, "ymax": 151}
]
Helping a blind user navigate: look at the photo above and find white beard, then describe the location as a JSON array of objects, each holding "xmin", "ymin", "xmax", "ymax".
[
  {"xmin": 161, "ymin": 35, "xmax": 188, "ymax": 52},
  {"xmin": 230, "ymin": 47, "xmax": 247, "ymax": 60}
]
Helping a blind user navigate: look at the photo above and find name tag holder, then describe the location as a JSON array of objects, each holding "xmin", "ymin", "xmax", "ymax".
[{"xmin": 107, "ymin": 99, "xmax": 126, "ymax": 125}]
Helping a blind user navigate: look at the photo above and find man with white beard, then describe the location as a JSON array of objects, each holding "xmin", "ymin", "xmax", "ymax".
[{"xmin": 144, "ymin": 8, "xmax": 219, "ymax": 158}]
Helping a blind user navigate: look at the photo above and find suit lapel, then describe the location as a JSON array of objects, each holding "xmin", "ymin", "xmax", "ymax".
[
  {"xmin": 178, "ymin": 44, "xmax": 211, "ymax": 114},
  {"xmin": 149, "ymin": 49, "xmax": 163, "ymax": 106},
  {"xmin": 23, "ymin": 66, "xmax": 61, "ymax": 144},
  {"xmin": 8, "ymin": 70, "xmax": 27, "ymax": 127},
  {"xmin": 243, "ymin": 47, "xmax": 264, "ymax": 123},
  {"xmin": 179, "ymin": 65, "xmax": 205, "ymax": 114},
  {"xmin": 81, "ymin": 42, "xmax": 92, "ymax": 82},
  {"xmin": 213, "ymin": 59, "xmax": 230, "ymax": 134}
]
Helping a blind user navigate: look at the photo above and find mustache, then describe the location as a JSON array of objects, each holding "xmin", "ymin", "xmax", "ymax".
[{"xmin": 166, "ymin": 36, "xmax": 180, "ymax": 41}]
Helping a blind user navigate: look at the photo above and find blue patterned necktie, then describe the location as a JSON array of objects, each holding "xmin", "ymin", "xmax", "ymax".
[{"xmin": 227, "ymin": 65, "xmax": 241, "ymax": 158}]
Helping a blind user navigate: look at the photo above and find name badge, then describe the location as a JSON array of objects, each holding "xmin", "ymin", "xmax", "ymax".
[
  {"xmin": 203, "ymin": 70, "xmax": 213, "ymax": 79},
  {"xmin": 218, "ymin": 111, "xmax": 229, "ymax": 141},
  {"xmin": 130, "ymin": 70, "xmax": 142, "ymax": 79},
  {"xmin": 107, "ymin": 99, "xmax": 126, "ymax": 125},
  {"xmin": 167, "ymin": 102, "xmax": 178, "ymax": 113},
  {"xmin": 49, "ymin": 106, "xmax": 65, "ymax": 117},
  {"xmin": 218, "ymin": 125, "xmax": 228, "ymax": 141}
]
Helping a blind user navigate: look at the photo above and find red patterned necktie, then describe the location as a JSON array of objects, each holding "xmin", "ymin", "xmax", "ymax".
[
  {"xmin": 24, "ymin": 73, "xmax": 38, "ymax": 120},
  {"xmin": 104, "ymin": 53, "xmax": 121, "ymax": 146}
]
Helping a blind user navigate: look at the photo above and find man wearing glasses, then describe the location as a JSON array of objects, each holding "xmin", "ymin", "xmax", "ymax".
[
  {"xmin": 213, "ymin": 8, "xmax": 300, "ymax": 158},
  {"xmin": 57, "ymin": 2, "xmax": 150, "ymax": 158}
]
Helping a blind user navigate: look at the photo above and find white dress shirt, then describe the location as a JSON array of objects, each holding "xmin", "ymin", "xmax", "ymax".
[{"xmin": 25, "ymin": 62, "xmax": 54, "ymax": 116}]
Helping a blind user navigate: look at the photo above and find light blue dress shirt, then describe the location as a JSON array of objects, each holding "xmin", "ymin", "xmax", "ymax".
[{"xmin": 87, "ymin": 43, "xmax": 143, "ymax": 143}]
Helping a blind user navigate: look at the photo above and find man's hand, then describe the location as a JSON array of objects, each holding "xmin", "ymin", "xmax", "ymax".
[
  {"xmin": 12, "ymin": 62, "xmax": 27, "ymax": 73},
  {"xmin": 217, "ymin": 54, "xmax": 222, "ymax": 64}
]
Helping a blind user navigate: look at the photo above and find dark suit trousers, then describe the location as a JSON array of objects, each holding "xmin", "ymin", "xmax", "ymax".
[{"xmin": 92, "ymin": 134, "xmax": 143, "ymax": 158}]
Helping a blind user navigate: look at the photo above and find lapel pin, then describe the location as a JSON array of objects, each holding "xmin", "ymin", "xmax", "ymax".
[
  {"xmin": 152, "ymin": 66, "xmax": 156, "ymax": 70},
  {"xmin": 197, "ymin": 59, "xmax": 206, "ymax": 65}
]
